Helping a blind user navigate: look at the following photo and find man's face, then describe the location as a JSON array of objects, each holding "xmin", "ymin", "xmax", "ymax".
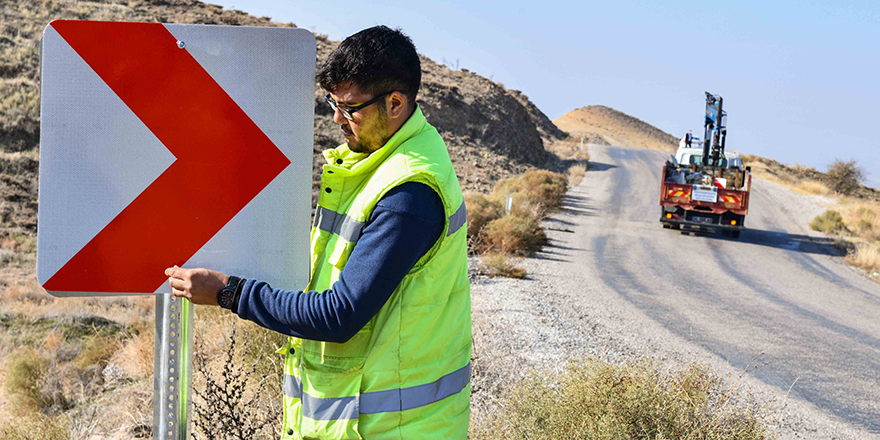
[{"xmin": 328, "ymin": 83, "xmax": 391, "ymax": 154}]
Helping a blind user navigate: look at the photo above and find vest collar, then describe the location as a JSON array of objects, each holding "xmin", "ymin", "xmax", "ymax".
[{"xmin": 323, "ymin": 106, "xmax": 427, "ymax": 177}]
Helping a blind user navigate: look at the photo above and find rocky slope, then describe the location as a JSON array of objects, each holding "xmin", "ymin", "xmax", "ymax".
[{"xmin": 554, "ymin": 104, "xmax": 678, "ymax": 150}]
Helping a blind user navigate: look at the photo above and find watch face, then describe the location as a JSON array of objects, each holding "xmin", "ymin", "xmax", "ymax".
[{"xmin": 218, "ymin": 289, "xmax": 234, "ymax": 309}]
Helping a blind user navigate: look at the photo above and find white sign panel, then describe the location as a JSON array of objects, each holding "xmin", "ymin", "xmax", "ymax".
[
  {"xmin": 38, "ymin": 21, "xmax": 315, "ymax": 296},
  {"xmin": 691, "ymin": 185, "xmax": 718, "ymax": 203}
]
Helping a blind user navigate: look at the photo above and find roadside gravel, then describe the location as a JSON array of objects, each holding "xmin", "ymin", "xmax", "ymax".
[{"xmin": 469, "ymin": 174, "xmax": 875, "ymax": 439}]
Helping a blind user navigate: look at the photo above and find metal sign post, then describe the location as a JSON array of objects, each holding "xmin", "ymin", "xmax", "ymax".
[{"xmin": 153, "ymin": 294, "xmax": 194, "ymax": 440}]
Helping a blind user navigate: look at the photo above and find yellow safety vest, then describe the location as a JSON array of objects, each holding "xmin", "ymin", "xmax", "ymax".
[{"xmin": 279, "ymin": 107, "xmax": 471, "ymax": 439}]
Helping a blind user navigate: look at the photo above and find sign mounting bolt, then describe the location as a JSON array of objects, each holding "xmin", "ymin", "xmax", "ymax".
[{"xmin": 176, "ymin": 40, "xmax": 185, "ymax": 49}]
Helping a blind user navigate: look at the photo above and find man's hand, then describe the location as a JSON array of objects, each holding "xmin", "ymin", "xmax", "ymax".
[{"xmin": 164, "ymin": 265, "xmax": 228, "ymax": 306}]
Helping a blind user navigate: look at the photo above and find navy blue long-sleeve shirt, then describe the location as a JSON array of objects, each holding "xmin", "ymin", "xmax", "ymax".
[{"xmin": 234, "ymin": 182, "xmax": 445, "ymax": 343}]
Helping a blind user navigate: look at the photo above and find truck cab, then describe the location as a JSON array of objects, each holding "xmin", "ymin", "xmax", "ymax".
[{"xmin": 674, "ymin": 146, "xmax": 742, "ymax": 170}]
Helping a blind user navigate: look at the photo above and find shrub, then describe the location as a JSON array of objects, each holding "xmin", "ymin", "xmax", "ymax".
[
  {"xmin": 480, "ymin": 215, "xmax": 546, "ymax": 255},
  {"xmin": 827, "ymin": 159, "xmax": 865, "ymax": 195},
  {"xmin": 493, "ymin": 170, "xmax": 568, "ymax": 213},
  {"xmin": 73, "ymin": 335, "xmax": 121, "ymax": 369},
  {"xmin": 568, "ymin": 163, "xmax": 587, "ymax": 187},
  {"xmin": 5, "ymin": 348, "xmax": 51, "ymax": 414},
  {"xmin": 192, "ymin": 321, "xmax": 282, "ymax": 440},
  {"xmin": 0, "ymin": 413, "xmax": 69, "ymax": 440},
  {"xmin": 479, "ymin": 252, "xmax": 526, "ymax": 278},
  {"xmin": 810, "ymin": 210, "xmax": 848, "ymax": 234},
  {"xmin": 519, "ymin": 169, "xmax": 568, "ymax": 206},
  {"xmin": 464, "ymin": 192, "xmax": 503, "ymax": 238},
  {"xmin": 846, "ymin": 241, "xmax": 880, "ymax": 274},
  {"xmin": 507, "ymin": 191, "xmax": 544, "ymax": 219},
  {"xmin": 473, "ymin": 358, "xmax": 773, "ymax": 440}
]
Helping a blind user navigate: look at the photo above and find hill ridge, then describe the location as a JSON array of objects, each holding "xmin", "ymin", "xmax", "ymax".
[{"xmin": 553, "ymin": 104, "xmax": 679, "ymax": 151}]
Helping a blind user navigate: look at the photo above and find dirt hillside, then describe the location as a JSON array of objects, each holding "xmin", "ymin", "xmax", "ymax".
[{"xmin": 554, "ymin": 105, "xmax": 678, "ymax": 151}]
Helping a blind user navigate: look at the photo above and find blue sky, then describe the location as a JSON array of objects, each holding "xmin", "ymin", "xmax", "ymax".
[{"xmin": 211, "ymin": 0, "xmax": 880, "ymax": 188}]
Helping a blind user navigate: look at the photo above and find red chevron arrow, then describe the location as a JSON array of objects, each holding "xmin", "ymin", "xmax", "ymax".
[{"xmin": 43, "ymin": 21, "xmax": 290, "ymax": 293}]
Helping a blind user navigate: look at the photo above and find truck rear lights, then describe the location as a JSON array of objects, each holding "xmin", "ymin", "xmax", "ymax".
[
  {"xmin": 731, "ymin": 220, "xmax": 737, "ymax": 226},
  {"xmin": 666, "ymin": 213, "xmax": 673, "ymax": 219}
]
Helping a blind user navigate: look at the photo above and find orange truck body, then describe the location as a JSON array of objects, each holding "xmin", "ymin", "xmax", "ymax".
[{"xmin": 659, "ymin": 163, "xmax": 751, "ymax": 233}]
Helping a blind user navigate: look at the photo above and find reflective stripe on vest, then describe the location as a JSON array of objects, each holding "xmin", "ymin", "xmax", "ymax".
[
  {"xmin": 314, "ymin": 206, "xmax": 366, "ymax": 242},
  {"xmin": 446, "ymin": 201, "xmax": 467, "ymax": 237},
  {"xmin": 283, "ymin": 362, "xmax": 471, "ymax": 420},
  {"xmin": 315, "ymin": 201, "xmax": 467, "ymax": 242}
]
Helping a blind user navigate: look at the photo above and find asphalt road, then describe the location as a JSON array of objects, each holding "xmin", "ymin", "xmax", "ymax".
[{"xmin": 562, "ymin": 144, "xmax": 880, "ymax": 433}]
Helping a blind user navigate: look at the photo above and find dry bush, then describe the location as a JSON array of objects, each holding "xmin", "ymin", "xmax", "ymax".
[
  {"xmin": 464, "ymin": 192, "xmax": 504, "ymax": 238},
  {"xmin": 479, "ymin": 252, "xmax": 526, "ymax": 278},
  {"xmin": 192, "ymin": 321, "xmax": 283, "ymax": 440},
  {"xmin": 852, "ymin": 206, "xmax": 879, "ymax": 240},
  {"xmin": 473, "ymin": 358, "xmax": 773, "ymax": 440},
  {"xmin": 797, "ymin": 179, "xmax": 833, "ymax": 197},
  {"xmin": 4, "ymin": 281, "xmax": 54, "ymax": 303},
  {"xmin": 810, "ymin": 210, "xmax": 848, "ymax": 234},
  {"xmin": 507, "ymin": 191, "xmax": 545, "ymax": 219},
  {"xmin": 545, "ymin": 137, "xmax": 590, "ymax": 161},
  {"xmin": 567, "ymin": 163, "xmax": 587, "ymax": 187},
  {"xmin": 73, "ymin": 335, "xmax": 122, "ymax": 369},
  {"xmin": 0, "ymin": 413, "xmax": 69, "ymax": 440},
  {"xmin": 4, "ymin": 347, "xmax": 51, "ymax": 414},
  {"xmin": 827, "ymin": 159, "xmax": 866, "ymax": 195},
  {"xmin": 480, "ymin": 215, "xmax": 546, "ymax": 255},
  {"xmin": 847, "ymin": 242, "xmax": 880, "ymax": 275},
  {"xmin": 493, "ymin": 170, "xmax": 568, "ymax": 212},
  {"xmin": 109, "ymin": 325, "xmax": 155, "ymax": 381}
]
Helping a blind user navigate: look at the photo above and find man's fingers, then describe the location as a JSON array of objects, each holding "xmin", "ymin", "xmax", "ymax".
[
  {"xmin": 168, "ymin": 277, "xmax": 187, "ymax": 291},
  {"xmin": 164, "ymin": 265, "xmax": 184, "ymax": 279},
  {"xmin": 171, "ymin": 286, "xmax": 189, "ymax": 299}
]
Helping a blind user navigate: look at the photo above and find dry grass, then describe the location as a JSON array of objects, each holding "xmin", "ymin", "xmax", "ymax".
[
  {"xmin": 472, "ymin": 358, "xmax": 774, "ymax": 440},
  {"xmin": 567, "ymin": 162, "xmax": 587, "ymax": 187},
  {"xmin": 810, "ymin": 210, "xmax": 848, "ymax": 234},
  {"xmin": 741, "ymin": 154, "xmax": 834, "ymax": 197},
  {"xmin": 4, "ymin": 347, "xmax": 50, "ymax": 415},
  {"xmin": 480, "ymin": 215, "xmax": 546, "ymax": 255},
  {"xmin": 465, "ymin": 169, "xmax": 567, "ymax": 267},
  {"xmin": 0, "ymin": 412, "xmax": 69, "ymax": 440},
  {"xmin": 545, "ymin": 137, "xmax": 591, "ymax": 162},
  {"xmin": 847, "ymin": 241, "xmax": 880, "ymax": 275},
  {"xmin": 743, "ymin": 154, "xmax": 880, "ymax": 278},
  {"xmin": 810, "ymin": 199, "xmax": 880, "ymax": 278},
  {"xmin": 478, "ymin": 252, "xmax": 527, "ymax": 279},
  {"xmin": 464, "ymin": 192, "xmax": 504, "ymax": 239}
]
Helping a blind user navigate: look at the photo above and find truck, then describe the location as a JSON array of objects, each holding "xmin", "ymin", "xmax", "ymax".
[{"xmin": 659, "ymin": 92, "xmax": 751, "ymax": 238}]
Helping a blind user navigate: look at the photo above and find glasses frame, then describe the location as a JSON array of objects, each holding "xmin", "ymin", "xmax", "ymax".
[{"xmin": 324, "ymin": 92, "xmax": 392, "ymax": 121}]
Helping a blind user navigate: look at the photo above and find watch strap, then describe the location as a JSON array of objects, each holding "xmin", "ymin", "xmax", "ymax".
[
  {"xmin": 218, "ymin": 275, "xmax": 241, "ymax": 310},
  {"xmin": 231, "ymin": 278, "xmax": 245, "ymax": 315}
]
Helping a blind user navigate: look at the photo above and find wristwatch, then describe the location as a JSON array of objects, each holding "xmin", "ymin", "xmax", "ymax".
[{"xmin": 217, "ymin": 276, "xmax": 242, "ymax": 310}]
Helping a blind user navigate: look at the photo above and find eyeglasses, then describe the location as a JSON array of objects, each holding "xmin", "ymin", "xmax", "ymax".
[{"xmin": 324, "ymin": 92, "xmax": 391, "ymax": 121}]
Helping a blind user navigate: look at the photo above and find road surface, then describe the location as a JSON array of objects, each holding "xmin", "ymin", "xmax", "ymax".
[{"xmin": 470, "ymin": 144, "xmax": 880, "ymax": 437}]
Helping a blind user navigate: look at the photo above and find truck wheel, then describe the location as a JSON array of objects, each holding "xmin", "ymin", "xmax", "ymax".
[
  {"xmin": 731, "ymin": 231, "xmax": 741, "ymax": 239},
  {"xmin": 662, "ymin": 223, "xmax": 671, "ymax": 229}
]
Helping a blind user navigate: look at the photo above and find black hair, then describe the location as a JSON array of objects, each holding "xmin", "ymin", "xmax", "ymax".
[{"xmin": 317, "ymin": 26, "xmax": 421, "ymax": 109}]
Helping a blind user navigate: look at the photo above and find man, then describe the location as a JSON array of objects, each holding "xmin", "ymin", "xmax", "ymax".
[
  {"xmin": 684, "ymin": 129, "xmax": 693, "ymax": 148},
  {"xmin": 165, "ymin": 26, "xmax": 472, "ymax": 439}
]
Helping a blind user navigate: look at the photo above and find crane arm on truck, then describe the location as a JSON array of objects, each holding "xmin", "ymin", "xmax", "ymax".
[{"xmin": 660, "ymin": 92, "xmax": 751, "ymax": 238}]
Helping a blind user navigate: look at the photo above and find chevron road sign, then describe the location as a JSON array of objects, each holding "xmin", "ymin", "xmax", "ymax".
[
  {"xmin": 39, "ymin": 20, "xmax": 316, "ymax": 440},
  {"xmin": 37, "ymin": 21, "xmax": 314, "ymax": 297}
]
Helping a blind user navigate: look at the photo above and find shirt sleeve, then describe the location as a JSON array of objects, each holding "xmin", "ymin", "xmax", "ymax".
[{"xmin": 234, "ymin": 182, "xmax": 445, "ymax": 343}]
